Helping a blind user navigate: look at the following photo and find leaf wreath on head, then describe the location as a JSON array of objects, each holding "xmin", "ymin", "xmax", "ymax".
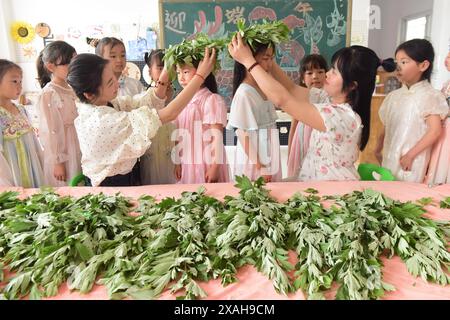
[
  {"xmin": 232, "ymin": 19, "xmax": 290, "ymax": 51},
  {"xmin": 163, "ymin": 33, "xmax": 228, "ymax": 81}
]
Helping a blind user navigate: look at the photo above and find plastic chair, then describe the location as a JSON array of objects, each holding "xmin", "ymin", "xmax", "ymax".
[
  {"xmin": 69, "ymin": 173, "xmax": 86, "ymax": 186},
  {"xmin": 357, "ymin": 163, "xmax": 395, "ymax": 181}
]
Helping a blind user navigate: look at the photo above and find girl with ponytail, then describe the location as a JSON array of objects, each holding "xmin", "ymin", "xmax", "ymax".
[{"xmin": 35, "ymin": 40, "xmax": 81, "ymax": 186}]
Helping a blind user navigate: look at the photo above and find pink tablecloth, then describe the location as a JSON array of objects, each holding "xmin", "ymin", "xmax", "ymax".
[{"xmin": 1, "ymin": 181, "xmax": 449, "ymax": 300}]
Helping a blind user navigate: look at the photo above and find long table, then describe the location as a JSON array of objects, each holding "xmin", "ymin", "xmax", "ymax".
[{"xmin": 1, "ymin": 181, "xmax": 449, "ymax": 300}]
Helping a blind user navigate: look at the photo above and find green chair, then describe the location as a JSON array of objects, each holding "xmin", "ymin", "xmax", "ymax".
[
  {"xmin": 69, "ymin": 173, "xmax": 86, "ymax": 186},
  {"xmin": 357, "ymin": 163, "xmax": 395, "ymax": 181}
]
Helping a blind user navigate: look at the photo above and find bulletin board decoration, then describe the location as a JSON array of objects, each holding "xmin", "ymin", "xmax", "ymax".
[
  {"xmin": 11, "ymin": 21, "xmax": 36, "ymax": 44},
  {"xmin": 35, "ymin": 23, "xmax": 51, "ymax": 38}
]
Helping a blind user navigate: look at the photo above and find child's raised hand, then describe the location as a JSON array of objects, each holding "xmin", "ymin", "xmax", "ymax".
[
  {"xmin": 228, "ymin": 33, "xmax": 255, "ymax": 66},
  {"xmin": 196, "ymin": 47, "xmax": 216, "ymax": 80}
]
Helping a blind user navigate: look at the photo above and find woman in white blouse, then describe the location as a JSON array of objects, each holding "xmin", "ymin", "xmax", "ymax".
[{"xmin": 66, "ymin": 48, "xmax": 216, "ymax": 187}]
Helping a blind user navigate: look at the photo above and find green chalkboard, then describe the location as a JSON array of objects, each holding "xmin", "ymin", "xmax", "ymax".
[{"xmin": 160, "ymin": 0, "xmax": 351, "ymax": 104}]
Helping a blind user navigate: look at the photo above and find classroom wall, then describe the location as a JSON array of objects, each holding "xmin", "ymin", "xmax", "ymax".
[
  {"xmin": 350, "ymin": 0, "xmax": 371, "ymax": 46},
  {"xmin": 369, "ymin": 0, "xmax": 434, "ymax": 59},
  {"xmin": 369, "ymin": 0, "xmax": 449, "ymax": 89},
  {"xmin": 1, "ymin": 0, "xmax": 448, "ymax": 92},
  {"xmin": 0, "ymin": 0, "xmax": 160, "ymax": 92}
]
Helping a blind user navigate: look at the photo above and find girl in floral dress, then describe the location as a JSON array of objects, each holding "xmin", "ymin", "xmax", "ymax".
[
  {"xmin": 0, "ymin": 59, "xmax": 45, "ymax": 187},
  {"xmin": 228, "ymin": 33, "xmax": 396, "ymax": 181},
  {"xmin": 36, "ymin": 41, "xmax": 81, "ymax": 186}
]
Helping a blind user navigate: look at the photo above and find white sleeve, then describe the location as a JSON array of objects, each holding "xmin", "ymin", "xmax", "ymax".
[
  {"xmin": 75, "ymin": 105, "xmax": 162, "ymax": 167},
  {"xmin": 419, "ymin": 90, "xmax": 449, "ymax": 120},
  {"xmin": 227, "ymin": 89, "xmax": 259, "ymax": 130}
]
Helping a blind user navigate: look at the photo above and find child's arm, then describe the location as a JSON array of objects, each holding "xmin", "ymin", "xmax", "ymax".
[
  {"xmin": 235, "ymin": 129, "xmax": 272, "ymax": 182},
  {"xmin": 38, "ymin": 92, "xmax": 67, "ymax": 181},
  {"xmin": 288, "ymin": 119, "xmax": 298, "ymax": 156},
  {"xmin": 157, "ymin": 48, "xmax": 216, "ymax": 124},
  {"xmin": 399, "ymin": 115, "xmax": 442, "ymax": 171},
  {"xmin": 228, "ymin": 34, "xmax": 325, "ymax": 132},
  {"xmin": 204, "ymin": 123, "xmax": 223, "ymax": 183},
  {"xmin": 374, "ymin": 127, "xmax": 385, "ymax": 165}
]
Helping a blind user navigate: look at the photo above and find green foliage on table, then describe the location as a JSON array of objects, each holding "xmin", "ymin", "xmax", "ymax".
[{"xmin": 0, "ymin": 179, "xmax": 449, "ymax": 300}]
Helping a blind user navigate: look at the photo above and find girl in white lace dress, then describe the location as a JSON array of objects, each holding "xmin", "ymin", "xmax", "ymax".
[
  {"xmin": 36, "ymin": 41, "xmax": 81, "ymax": 186},
  {"xmin": 376, "ymin": 39, "xmax": 448, "ymax": 182}
]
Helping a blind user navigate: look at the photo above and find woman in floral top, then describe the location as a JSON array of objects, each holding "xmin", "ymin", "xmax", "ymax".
[
  {"xmin": 0, "ymin": 59, "xmax": 45, "ymax": 187},
  {"xmin": 228, "ymin": 34, "xmax": 396, "ymax": 180}
]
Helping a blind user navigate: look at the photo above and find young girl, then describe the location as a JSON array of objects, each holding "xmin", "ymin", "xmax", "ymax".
[
  {"xmin": 227, "ymin": 42, "xmax": 282, "ymax": 182},
  {"xmin": 228, "ymin": 33, "xmax": 396, "ymax": 181},
  {"xmin": 96, "ymin": 37, "xmax": 144, "ymax": 97},
  {"xmin": 287, "ymin": 54, "xmax": 329, "ymax": 179},
  {"xmin": 375, "ymin": 39, "xmax": 448, "ymax": 182},
  {"xmin": 0, "ymin": 59, "xmax": 45, "ymax": 187},
  {"xmin": 442, "ymin": 49, "xmax": 450, "ymax": 105},
  {"xmin": 66, "ymin": 48, "xmax": 216, "ymax": 187},
  {"xmin": 139, "ymin": 49, "xmax": 176, "ymax": 185},
  {"xmin": 36, "ymin": 40, "xmax": 81, "ymax": 187},
  {"xmin": 173, "ymin": 59, "xmax": 229, "ymax": 184}
]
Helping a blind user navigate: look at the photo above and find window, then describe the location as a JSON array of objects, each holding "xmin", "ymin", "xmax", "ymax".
[{"xmin": 401, "ymin": 13, "xmax": 431, "ymax": 42}]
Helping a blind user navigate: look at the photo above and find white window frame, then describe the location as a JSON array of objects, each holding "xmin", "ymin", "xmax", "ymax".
[{"xmin": 400, "ymin": 11, "xmax": 432, "ymax": 43}]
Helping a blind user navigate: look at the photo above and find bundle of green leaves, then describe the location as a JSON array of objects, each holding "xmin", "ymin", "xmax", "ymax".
[
  {"xmin": 163, "ymin": 33, "xmax": 228, "ymax": 81},
  {"xmin": 233, "ymin": 19, "xmax": 290, "ymax": 51},
  {"xmin": 0, "ymin": 179, "xmax": 449, "ymax": 301}
]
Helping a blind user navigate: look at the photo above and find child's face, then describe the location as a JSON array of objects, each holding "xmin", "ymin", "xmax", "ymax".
[
  {"xmin": 255, "ymin": 47, "xmax": 274, "ymax": 73},
  {"xmin": 149, "ymin": 59, "xmax": 164, "ymax": 82},
  {"xmin": 445, "ymin": 52, "xmax": 450, "ymax": 72},
  {"xmin": 323, "ymin": 64, "xmax": 344, "ymax": 98},
  {"xmin": 47, "ymin": 53, "xmax": 77, "ymax": 81},
  {"xmin": 176, "ymin": 64, "xmax": 196, "ymax": 88},
  {"xmin": 303, "ymin": 68, "xmax": 326, "ymax": 89},
  {"xmin": 95, "ymin": 62, "xmax": 119, "ymax": 104},
  {"xmin": 395, "ymin": 50, "xmax": 429, "ymax": 86},
  {"xmin": 103, "ymin": 44, "xmax": 126, "ymax": 76},
  {"xmin": 0, "ymin": 68, "xmax": 22, "ymax": 100}
]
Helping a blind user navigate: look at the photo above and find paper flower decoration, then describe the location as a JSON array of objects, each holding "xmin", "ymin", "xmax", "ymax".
[{"xmin": 11, "ymin": 21, "xmax": 36, "ymax": 44}]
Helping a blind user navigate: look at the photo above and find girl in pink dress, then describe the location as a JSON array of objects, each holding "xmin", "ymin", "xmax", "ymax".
[
  {"xmin": 173, "ymin": 61, "xmax": 229, "ymax": 184},
  {"xmin": 287, "ymin": 54, "xmax": 329, "ymax": 179},
  {"xmin": 36, "ymin": 41, "xmax": 81, "ymax": 187}
]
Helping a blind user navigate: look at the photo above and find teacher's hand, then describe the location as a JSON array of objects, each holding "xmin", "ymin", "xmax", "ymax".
[
  {"xmin": 228, "ymin": 32, "xmax": 256, "ymax": 67},
  {"xmin": 196, "ymin": 47, "xmax": 216, "ymax": 80}
]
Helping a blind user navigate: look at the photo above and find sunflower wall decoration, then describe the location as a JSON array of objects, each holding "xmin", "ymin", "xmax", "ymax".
[{"xmin": 11, "ymin": 21, "xmax": 36, "ymax": 44}]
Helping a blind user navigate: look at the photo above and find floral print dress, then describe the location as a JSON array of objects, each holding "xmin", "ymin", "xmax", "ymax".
[
  {"xmin": 0, "ymin": 105, "xmax": 45, "ymax": 187},
  {"xmin": 298, "ymin": 103, "xmax": 362, "ymax": 181}
]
